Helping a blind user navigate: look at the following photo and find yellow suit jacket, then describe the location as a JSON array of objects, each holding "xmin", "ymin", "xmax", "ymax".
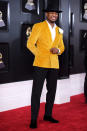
[{"xmin": 27, "ymin": 20, "xmax": 65, "ymax": 69}]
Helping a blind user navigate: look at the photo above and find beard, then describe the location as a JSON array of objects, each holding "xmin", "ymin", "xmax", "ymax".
[{"xmin": 47, "ymin": 19, "xmax": 56, "ymax": 24}]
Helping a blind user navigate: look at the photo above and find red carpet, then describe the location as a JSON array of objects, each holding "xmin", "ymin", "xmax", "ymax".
[{"xmin": 0, "ymin": 94, "xmax": 87, "ymax": 131}]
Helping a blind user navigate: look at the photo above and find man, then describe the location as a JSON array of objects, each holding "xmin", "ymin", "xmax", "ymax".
[
  {"xmin": 27, "ymin": 3, "xmax": 65, "ymax": 129},
  {"xmin": 84, "ymin": 32, "xmax": 87, "ymax": 103}
]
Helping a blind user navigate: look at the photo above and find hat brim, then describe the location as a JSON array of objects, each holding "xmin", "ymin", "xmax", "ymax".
[{"xmin": 43, "ymin": 9, "xmax": 63, "ymax": 13}]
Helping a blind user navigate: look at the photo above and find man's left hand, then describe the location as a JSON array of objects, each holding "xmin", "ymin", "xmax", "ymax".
[{"xmin": 50, "ymin": 48, "xmax": 59, "ymax": 54}]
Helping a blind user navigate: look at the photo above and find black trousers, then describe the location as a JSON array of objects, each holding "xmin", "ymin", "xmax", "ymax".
[
  {"xmin": 84, "ymin": 57, "xmax": 87, "ymax": 99},
  {"xmin": 31, "ymin": 66, "xmax": 58, "ymax": 120},
  {"xmin": 84, "ymin": 72, "xmax": 87, "ymax": 98}
]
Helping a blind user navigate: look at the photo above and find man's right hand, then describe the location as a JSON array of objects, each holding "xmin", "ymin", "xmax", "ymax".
[{"xmin": 50, "ymin": 48, "xmax": 59, "ymax": 54}]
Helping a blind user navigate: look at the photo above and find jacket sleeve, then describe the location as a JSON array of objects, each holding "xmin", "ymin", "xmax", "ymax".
[
  {"xmin": 58, "ymin": 34, "xmax": 65, "ymax": 55},
  {"xmin": 27, "ymin": 24, "xmax": 41, "ymax": 55}
]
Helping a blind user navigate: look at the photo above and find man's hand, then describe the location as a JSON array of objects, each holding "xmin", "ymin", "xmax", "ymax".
[{"xmin": 50, "ymin": 48, "xmax": 59, "ymax": 54}]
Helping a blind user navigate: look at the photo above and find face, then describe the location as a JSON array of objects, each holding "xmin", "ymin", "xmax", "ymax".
[{"xmin": 46, "ymin": 12, "xmax": 58, "ymax": 23}]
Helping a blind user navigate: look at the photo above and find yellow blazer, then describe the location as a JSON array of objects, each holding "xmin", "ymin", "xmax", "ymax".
[{"xmin": 27, "ymin": 20, "xmax": 65, "ymax": 69}]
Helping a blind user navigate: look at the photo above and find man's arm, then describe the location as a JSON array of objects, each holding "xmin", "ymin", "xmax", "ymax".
[
  {"xmin": 27, "ymin": 24, "xmax": 40, "ymax": 55},
  {"xmin": 57, "ymin": 34, "xmax": 65, "ymax": 55}
]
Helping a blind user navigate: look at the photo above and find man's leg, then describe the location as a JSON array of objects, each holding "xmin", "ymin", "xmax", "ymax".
[
  {"xmin": 44, "ymin": 69, "xmax": 59, "ymax": 123},
  {"xmin": 30, "ymin": 67, "xmax": 47, "ymax": 128},
  {"xmin": 84, "ymin": 73, "xmax": 87, "ymax": 103}
]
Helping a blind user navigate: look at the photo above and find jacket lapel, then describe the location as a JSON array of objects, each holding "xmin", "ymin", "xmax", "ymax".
[
  {"xmin": 43, "ymin": 21, "xmax": 60, "ymax": 47},
  {"xmin": 44, "ymin": 21, "xmax": 53, "ymax": 43},
  {"xmin": 52, "ymin": 27, "xmax": 60, "ymax": 47}
]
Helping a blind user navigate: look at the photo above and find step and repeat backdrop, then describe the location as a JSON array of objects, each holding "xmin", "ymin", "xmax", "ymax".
[{"xmin": 0, "ymin": 0, "xmax": 69, "ymax": 83}]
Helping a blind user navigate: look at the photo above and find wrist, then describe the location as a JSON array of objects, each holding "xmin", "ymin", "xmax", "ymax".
[{"xmin": 57, "ymin": 48, "xmax": 60, "ymax": 54}]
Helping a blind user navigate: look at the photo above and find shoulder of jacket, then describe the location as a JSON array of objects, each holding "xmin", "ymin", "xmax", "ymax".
[
  {"xmin": 32, "ymin": 22, "xmax": 43, "ymax": 33},
  {"xmin": 32, "ymin": 22, "xmax": 44, "ymax": 31},
  {"xmin": 34, "ymin": 21, "xmax": 44, "ymax": 27},
  {"xmin": 58, "ymin": 27, "xmax": 64, "ymax": 34}
]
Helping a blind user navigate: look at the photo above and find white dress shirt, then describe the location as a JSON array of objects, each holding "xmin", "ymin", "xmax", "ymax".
[
  {"xmin": 46, "ymin": 20, "xmax": 56, "ymax": 42},
  {"xmin": 46, "ymin": 20, "xmax": 60, "ymax": 53}
]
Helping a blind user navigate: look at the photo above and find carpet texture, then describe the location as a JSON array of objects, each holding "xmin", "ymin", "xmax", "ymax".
[{"xmin": 0, "ymin": 94, "xmax": 87, "ymax": 131}]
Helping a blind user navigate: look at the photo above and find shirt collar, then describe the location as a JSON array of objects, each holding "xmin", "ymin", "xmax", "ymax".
[{"xmin": 46, "ymin": 20, "xmax": 56, "ymax": 29}]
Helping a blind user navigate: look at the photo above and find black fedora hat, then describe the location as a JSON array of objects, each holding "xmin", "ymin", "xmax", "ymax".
[{"xmin": 43, "ymin": 3, "xmax": 62, "ymax": 13}]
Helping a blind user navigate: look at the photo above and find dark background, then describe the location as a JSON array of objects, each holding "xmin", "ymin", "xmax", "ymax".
[{"xmin": 0, "ymin": 0, "xmax": 86, "ymax": 84}]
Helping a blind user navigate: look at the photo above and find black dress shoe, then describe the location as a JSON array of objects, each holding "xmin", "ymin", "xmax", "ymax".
[
  {"xmin": 85, "ymin": 97, "xmax": 87, "ymax": 103},
  {"xmin": 43, "ymin": 115, "xmax": 59, "ymax": 123},
  {"xmin": 30, "ymin": 120, "xmax": 37, "ymax": 129}
]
